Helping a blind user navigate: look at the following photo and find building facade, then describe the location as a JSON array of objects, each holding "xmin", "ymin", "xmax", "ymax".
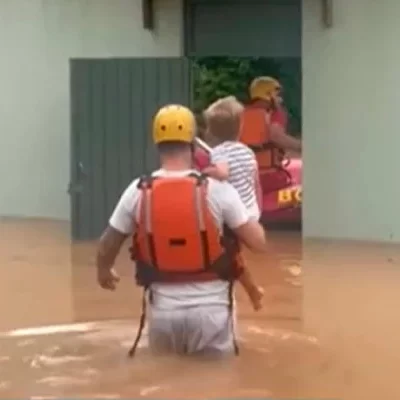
[
  {"xmin": 0, "ymin": 0, "xmax": 181, "ymax": 222},
  {"xmin": 303, "ymin": 0, "xmax": 400, "ymax": 242},
  {"xmin": 1, "ymin": 0, "xmax": 399, "ymax": 242}
]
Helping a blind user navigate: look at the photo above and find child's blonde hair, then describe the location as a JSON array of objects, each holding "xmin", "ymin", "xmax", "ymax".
[{"xmin": 203, "ymin": 96, "xmax": 244, "ymax": 142}]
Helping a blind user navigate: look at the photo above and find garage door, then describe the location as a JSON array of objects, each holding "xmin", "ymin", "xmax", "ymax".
[
  {"xmin": 185, "ymin": 0, "xmax": 301, "ymax": 57},
  {"xmin": 69, "ymin": 58, "xmax": 192, "ymax": 240}
]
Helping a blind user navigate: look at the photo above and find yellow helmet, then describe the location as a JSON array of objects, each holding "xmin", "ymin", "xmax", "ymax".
[
  {"xmin": 152, "ymin": 104, "xmax": 196, "ymax": 144},
  {"xmin": 249, "ymin": 76, "xmax": 281, "ymax": 101}
]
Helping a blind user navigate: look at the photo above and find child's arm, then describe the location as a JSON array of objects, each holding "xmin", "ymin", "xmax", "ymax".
[{"xmin": 202, "ymin": 162, "xmax": 229, "ymax": 181}]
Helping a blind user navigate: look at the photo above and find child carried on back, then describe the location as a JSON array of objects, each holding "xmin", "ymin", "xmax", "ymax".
[{"xmin": 194, "ymin": 96, "xmax": 264, "ymax": 311}]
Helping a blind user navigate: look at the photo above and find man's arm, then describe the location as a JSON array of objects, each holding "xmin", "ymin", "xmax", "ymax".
[
  {"xmin": 270, "ymin": 122, "xmax": 302, "ymax": 153},
  {"xmin": 96, "ymin": 179, "xmax": 140, "ymax": 289},
  {"xmin": 97, "ymin": 225, "xmax": 128, "ymax": 272},
  {"xmin": 218, "ymin": 183, "xmax": 267, "ymax": 253}
]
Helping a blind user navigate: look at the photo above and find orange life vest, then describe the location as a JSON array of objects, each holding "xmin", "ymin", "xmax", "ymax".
[
  {"xmin": 239, "ymin": 103, "xmax": 284, "ymax": 169},
  {"xmin": 131, "ymin": 173, "xmax": 240, "ymax": 287}
]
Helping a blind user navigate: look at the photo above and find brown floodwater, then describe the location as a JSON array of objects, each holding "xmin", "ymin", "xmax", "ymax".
[{"xmin": 0, "ymin": 218, "xmax": 399, "ymax": 399}]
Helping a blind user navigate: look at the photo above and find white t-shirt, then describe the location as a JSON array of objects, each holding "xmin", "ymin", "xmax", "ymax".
[
  {"xmin": 109, "ymin": 168, "xmax": 250, "ymax": 310},
  {"xmin": 211, "ymin": 141, "xmax": 260, "ymax": 220}
]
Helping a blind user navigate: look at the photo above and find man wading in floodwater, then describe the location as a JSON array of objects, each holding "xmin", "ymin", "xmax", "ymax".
[{"xmin": 96, "ymin": 104, "xmax": 267, "ymax": 357}]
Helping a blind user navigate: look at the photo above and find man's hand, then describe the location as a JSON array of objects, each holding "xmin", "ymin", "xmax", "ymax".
[{"xmin": 97, "ymin": 267, "xmax": 120, "ymax": 290}]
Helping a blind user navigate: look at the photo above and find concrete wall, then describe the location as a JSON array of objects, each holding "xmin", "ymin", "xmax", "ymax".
[
  {"xmin": 0, "ymin": 0, "xmax": 182, "ymax": 221},
  {"xmin": 303, "ymin": 0, "xmax": 400, "ymax": 242}
]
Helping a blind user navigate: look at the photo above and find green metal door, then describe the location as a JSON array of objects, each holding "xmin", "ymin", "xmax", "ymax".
[
  {"xmin": 184, "ymin": 0, "xmax": 301, "ymax": 57},
  {"xmin": 69, "ymin": 58, "xmax": 192, "ymax": 241}
]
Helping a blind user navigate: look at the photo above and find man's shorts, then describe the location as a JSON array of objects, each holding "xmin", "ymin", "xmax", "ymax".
[{"xmin": 147, "ymin": 304, "xmax": 236, "ymax": 356}]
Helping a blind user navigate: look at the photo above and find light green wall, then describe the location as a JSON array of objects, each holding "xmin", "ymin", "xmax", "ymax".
[
  {"xmin": 5, "ymin": 0, "xmax": 397, "ymax": 242},
  {"xmin": 0, "ymin": 0, "xmax": 183, "ymax": 221},
  {"xmin": 303, "ymin": 0, "xmax": 400, "ymax": 242}
]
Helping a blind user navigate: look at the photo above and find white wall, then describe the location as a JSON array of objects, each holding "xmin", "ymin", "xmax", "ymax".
[
  {"xmin": 0, "ymin": 0, "xmax": 182, "ymax": 220},
  {"xmin": 303, "ymin": 0, "xmax": 400, "ymax": 242}
]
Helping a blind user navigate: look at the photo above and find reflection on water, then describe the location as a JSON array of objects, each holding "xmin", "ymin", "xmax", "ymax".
[{"xmin": 0, "ymin": 218, "xmax": 399, "ymax": 399}]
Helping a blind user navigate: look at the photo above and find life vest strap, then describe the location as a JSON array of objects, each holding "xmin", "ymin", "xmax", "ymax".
[
  {"xmin": 128, "ymin": 286, "xmax": 148, "ymax": 358},
  {"xmin": 134, "ymin": 249, "xmax": 238, "ymax": 286},
  {"xmin": 228, "ymin": 281, "xmax": 239, "ymax": 356}
]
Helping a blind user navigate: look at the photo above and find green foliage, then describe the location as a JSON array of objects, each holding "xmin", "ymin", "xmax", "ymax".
[{"xmin": 191, "ymin": 57, "xmax": 302, "ymax": 136}]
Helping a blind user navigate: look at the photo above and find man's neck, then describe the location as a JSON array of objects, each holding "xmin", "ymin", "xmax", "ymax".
[{"xmin": 161, "ymin": 160, "xmax": 191, "ymax": 171}]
